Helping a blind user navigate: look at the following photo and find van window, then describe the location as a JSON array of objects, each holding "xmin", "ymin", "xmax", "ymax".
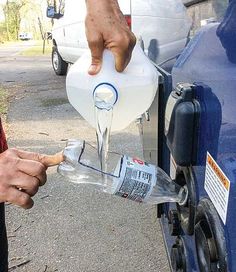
[{"xmin": 185, "ymin": 0, "xmax": 228, "ymax": 35}]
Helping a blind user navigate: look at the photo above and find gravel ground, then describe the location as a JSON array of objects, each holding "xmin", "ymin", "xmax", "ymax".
[{"xmin": 0, "ymin": 54, "xmax": 170, "ymax": 272}]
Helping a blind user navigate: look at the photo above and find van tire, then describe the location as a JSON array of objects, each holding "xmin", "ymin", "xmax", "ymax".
[{"xmin": 52, "ymin": 47, "xmax": 68, "ymax": 75}]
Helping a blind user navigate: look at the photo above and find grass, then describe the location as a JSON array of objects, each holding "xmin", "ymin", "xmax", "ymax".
[
  {"xmin": 0, "ymin": 87, "xmax": 8, "ymax": 115},
  {"xmin": 41, "ymin": 98, "xmax": 68, "ymax": 107},
  {"xmin": 20, "ymin": 41, "xmax": 52, "ymax": 56},
  {"xmin": 0, "ymin": 40, "xmax": 52, "ymax": 56}
]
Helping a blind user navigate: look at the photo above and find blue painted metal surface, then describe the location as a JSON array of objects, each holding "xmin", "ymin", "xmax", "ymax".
[{"xmin": 159, "ymin": 2, "xmax": 236, "ymax": 270}]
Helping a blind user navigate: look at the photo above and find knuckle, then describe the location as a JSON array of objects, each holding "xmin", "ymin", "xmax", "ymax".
[
  {"xmin": 115, "ymin": 33, "xmax": 135, "ymax": 52},
  {"xmin": 114, "ymin": 35, "xmax": 126, "ymax": 46},
  {"xmin": 41, "ymin": 175, "xmax": 47, "ymax": 186},
  {"xmin": 91, "ymin": 58, "xmax": 102, "ymax": 66},
  {"xmin": 41, "ymin": 176, "xmax": 47, "ymax": 186},
  {"xmin": 33, "ymin": 161, "xmax": 46, "ymax": 175},
  {"xmin": 9, "ymin": 147, "xmax": 18, "ymax": 152},
  {"xmin": 38, "ymin": 172, "xmax": 47, "ymax": 186},
  {"xmin": 88, "ymin": 36, "xmax": 103, "ymax": 50},
  {"xmin": 88, "ymin": 37, "xmax": 100, "ymax": 47},
  {"xmin": 31, "ymin": 179, "xmax": 40, "ymax": 194},
  {"xmin": 30, "ymin": 186, "xmax": 39, "ymax": 197},
  {"xmin": 19, "ymin": 194, "xmax": 31, "ymax": 207},
  {"xmin": 2, "ymin": 149, "xmax": 18, "ymax": 162}
]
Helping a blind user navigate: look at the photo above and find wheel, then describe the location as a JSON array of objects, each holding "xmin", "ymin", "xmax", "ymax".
[{"xmin": 52, "ymin": 46, "xmax": 68, "ymax": 75}]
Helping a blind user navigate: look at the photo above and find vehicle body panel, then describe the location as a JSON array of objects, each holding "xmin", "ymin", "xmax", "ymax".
[{"xmin": 51, "ymin": 0, "xmax": 190, "ymax": 66}]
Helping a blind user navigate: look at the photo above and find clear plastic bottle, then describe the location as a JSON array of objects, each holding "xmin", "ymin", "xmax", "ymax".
[{"xmin": 58, "ymin": 139, "xmax": 188, "ymax": 205}]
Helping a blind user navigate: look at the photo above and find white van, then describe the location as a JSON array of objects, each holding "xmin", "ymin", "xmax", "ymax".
[
  {"xmin": 47, "ymin": 0, "xmax": 190, "ymax": 75},
  {"xmin": 19, "ymin": 32, "xmax": 33, "ymax": 41}
]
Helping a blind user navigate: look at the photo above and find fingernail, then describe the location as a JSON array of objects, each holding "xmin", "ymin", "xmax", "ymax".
[{"xmin": 88, "ymin": 64, "xmax": 99, "ymax": 75}]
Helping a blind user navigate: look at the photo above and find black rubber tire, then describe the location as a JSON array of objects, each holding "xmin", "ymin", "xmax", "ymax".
[{"xmin": 52, "ymin": 46, "xmax": 68, "ymax": 76}]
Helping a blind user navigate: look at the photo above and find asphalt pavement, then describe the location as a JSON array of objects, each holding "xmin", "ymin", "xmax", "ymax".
[{"xmin": 0, "ymin": 42, "xmax": 170, "ymax": 272}]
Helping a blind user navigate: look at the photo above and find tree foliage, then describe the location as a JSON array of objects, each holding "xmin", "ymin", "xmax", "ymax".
[
  {"xmin": 0, "ymin": 0, "xmax": 50, "ymax": 41},
  {"xmin": 3, "ymin": 0, "xmax": 26, "ymax": 40}
]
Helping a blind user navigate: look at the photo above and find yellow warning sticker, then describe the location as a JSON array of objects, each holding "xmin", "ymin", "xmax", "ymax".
[{"xmin": 205, "ymin": 152, "xmax": 230, "ymax": 225}]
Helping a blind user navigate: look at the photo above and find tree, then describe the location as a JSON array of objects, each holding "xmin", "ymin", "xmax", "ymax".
[
  {"xmin": 2, "ymin": 0, "xmax": 49, "ymax": 41},
  {"xmin": 3, "ymin": 0, "xmax": 27, "ymax": 40}
]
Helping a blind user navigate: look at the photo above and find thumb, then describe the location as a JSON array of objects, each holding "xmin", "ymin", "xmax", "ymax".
[
  {"xmin": 14, "ymin": 149, "xmax": 64, "ymax": 167},
  {"xmin": 39, "ymin": 152, "xmax": 64, "ymax": 167},
  {"xmin": 113, "ymin": 50, "xmax": 130, "ymax": 73},
  {"xmin": 88, "ymin": 40, "xmax": 104, "ymax": 75}
]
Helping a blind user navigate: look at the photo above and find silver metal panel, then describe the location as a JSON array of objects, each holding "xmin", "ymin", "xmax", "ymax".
[{"xmin": 139, "ymin": 91, "xmax": 159, "ymax": 165}]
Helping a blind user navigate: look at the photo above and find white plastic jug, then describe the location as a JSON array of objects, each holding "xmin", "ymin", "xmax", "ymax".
[{"xmin": 66, "ymin": 44, "xmax": 159, "ymax": 131}]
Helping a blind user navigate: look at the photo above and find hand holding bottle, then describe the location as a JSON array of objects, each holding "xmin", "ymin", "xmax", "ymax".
[{"xmin": 0, "ymin": 149, "xmax": 63, "ymax": 209}]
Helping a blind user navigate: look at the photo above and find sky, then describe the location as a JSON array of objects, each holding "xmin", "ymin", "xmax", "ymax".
[{"xmin": 0, "ymin": 0, "xmax": 6, "ymax": 22}]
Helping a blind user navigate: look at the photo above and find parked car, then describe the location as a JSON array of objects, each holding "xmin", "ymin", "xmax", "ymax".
[
  {"xmin": 19, "ymin": 32, "xmax": 33, "ymax": 41},
  {"xmin": 47, "ymin": 0, "xmax": 190, "ymax": 75}
]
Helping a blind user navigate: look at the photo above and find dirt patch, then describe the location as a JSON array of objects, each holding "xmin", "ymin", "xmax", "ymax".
[{"xmin": 0, "ymin": 87, "xmax": 8, "ymax": 115}]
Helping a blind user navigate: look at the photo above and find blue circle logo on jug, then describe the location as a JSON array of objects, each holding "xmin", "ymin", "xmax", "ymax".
[{"xmin": 93, "ymin": 83, "xmax": 118, "ymax": 110}]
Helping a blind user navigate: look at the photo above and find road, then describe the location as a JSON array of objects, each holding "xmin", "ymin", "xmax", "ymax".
[
  {"xmin": 0, "ymin": 40, "xmax": 35, "ymax": 58},
  {"xmin": 0, "ymin": 43, "xmax": 170, "ymax": 272}
]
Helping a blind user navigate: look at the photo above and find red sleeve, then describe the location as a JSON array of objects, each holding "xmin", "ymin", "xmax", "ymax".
[{"xmin": 0, "ymin": 118, "xmax": 8, "ymax": 152}]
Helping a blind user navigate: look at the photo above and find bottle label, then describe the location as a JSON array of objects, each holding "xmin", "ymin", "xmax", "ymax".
[{"xmin": 114, "ymin": 156, "xmax": 156, "ymax": 202}]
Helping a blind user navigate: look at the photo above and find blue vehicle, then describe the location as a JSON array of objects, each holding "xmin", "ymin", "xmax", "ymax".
[{"xmin": 141, "ymin": 0, "xmax": 236, "ymax": 271}]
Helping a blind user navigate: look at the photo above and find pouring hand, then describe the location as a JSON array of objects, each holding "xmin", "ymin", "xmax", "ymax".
[{"xmin": 85, "ymin": 0, "xmax": 136, "ymax": 75}]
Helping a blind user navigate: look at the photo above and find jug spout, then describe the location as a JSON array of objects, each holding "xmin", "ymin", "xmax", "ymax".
[{"xmin": 93, "ymin": 83, "xmax": 118, "ymax": 110}]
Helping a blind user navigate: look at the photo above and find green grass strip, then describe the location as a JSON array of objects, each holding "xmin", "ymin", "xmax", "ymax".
[{"xmin": 20, "ymin": 44, "xmax": 51, "ymax": 56}]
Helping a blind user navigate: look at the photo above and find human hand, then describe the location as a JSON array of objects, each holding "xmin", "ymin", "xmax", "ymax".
[
  {"xmin": 0, "ymin": 149, "xmax": 63, "ymax": 209},
  {"xmin": 85, "ymin": 0, "xmax": 136, "ymax": 75}
]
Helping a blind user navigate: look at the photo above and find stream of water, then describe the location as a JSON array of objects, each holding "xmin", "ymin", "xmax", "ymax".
[{"xmin": 95, "ymin": 107, "xmax": 113, "ymax": 181}]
